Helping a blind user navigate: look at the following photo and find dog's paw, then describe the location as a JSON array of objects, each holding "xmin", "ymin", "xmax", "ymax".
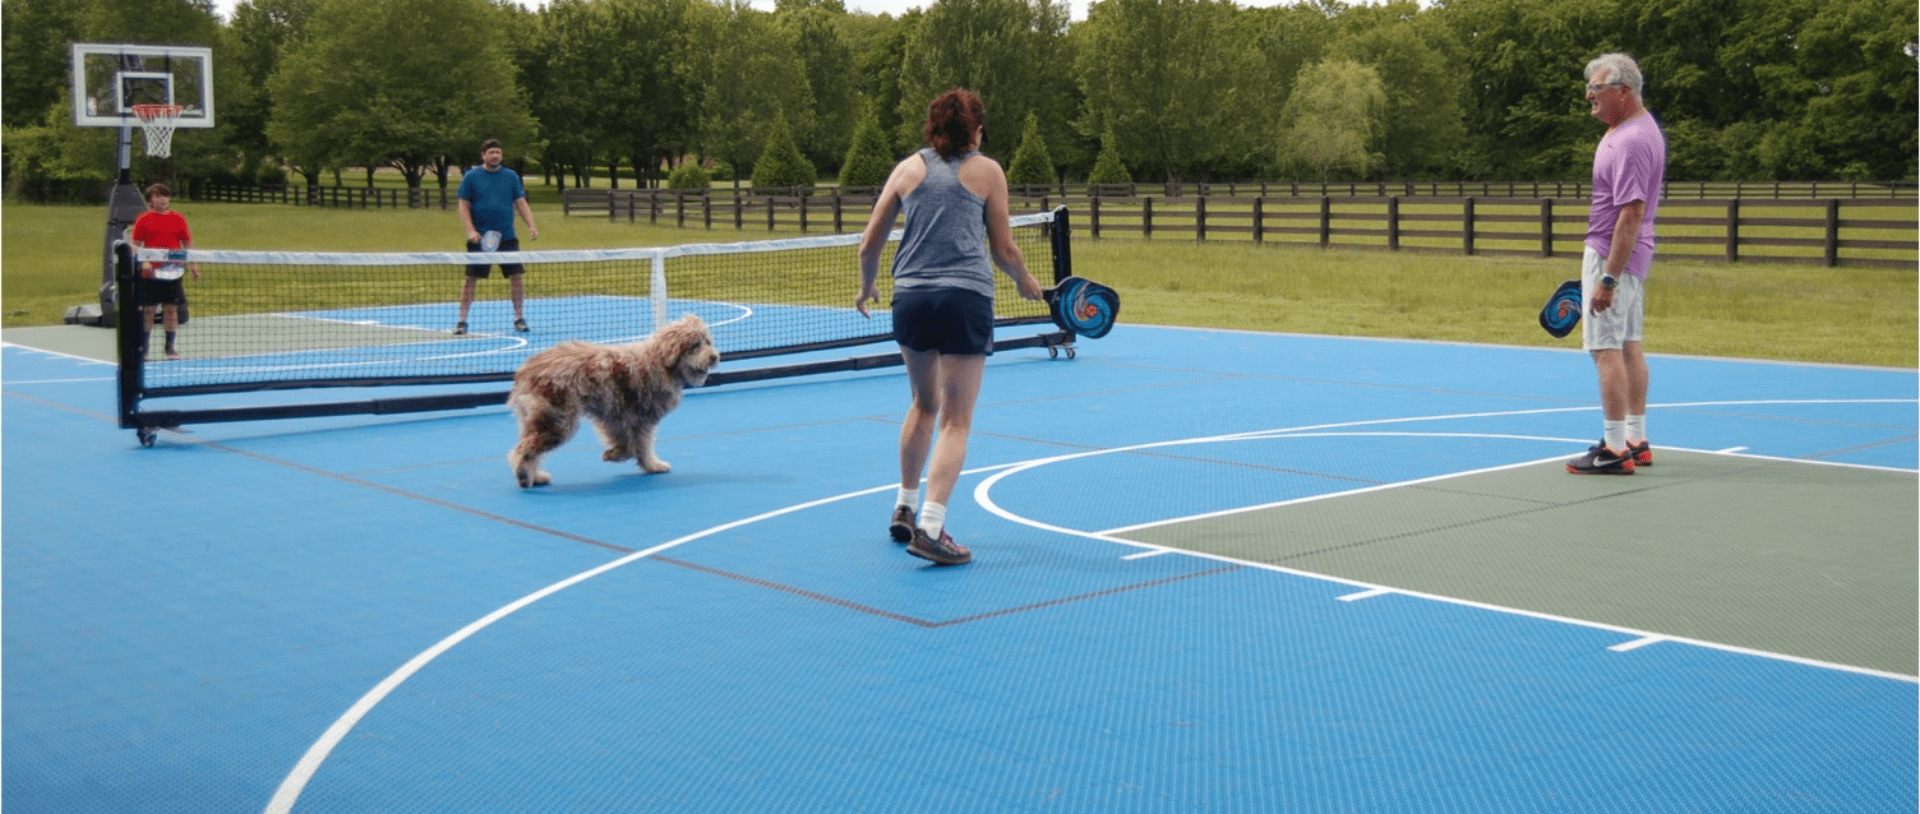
[
  {"xmin": 640, "ymin": 458, "xmax": 672, "ymax": 474},
  {"xmin": 530, "ymin": 470, "xmax": 552, "ymax": 486},
  {"xmin": 602, "ymin": 447, "xmax": 633, "ymax": 463}
]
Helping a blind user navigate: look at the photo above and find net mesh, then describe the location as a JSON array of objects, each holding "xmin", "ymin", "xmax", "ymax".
[
  {"xmin": 131, "ymin": 104, "xmax": 183, "ymax": 158},
  {"xmin": 130, "ymin": 210, "xmax": 1064, "ymax": 398}
]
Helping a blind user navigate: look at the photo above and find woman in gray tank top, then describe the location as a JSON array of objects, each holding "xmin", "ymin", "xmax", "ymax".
[{"xmin": 856, "ymin": 88, "xmax": 1045, "ymax": 566}]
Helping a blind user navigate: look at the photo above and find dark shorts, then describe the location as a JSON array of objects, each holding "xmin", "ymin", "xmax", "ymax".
[
  {"xmin": 465, "ymin": 238, "xmax": 525, "ymax": 279},
  {"xmin": 136, "ymin": 276, "xmax": 186, "ymax": 307},
  {"xmin": 892, "ymin": 287, "xmax": 994, "ymax": 355}
]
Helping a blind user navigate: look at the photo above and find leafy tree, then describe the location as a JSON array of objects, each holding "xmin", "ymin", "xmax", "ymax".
[
  {"xmin": 1729, "ymin": 0, "xmax": 1917, "ymax": 179},
  {"xmin": 1, "ymin": 0, "xmax": 83, "ymax": 129},
  {"xmin": 266, "ymin": 0, "xmax": 536, "ymax": 189},
  {"xmin": 1231, "ymin": 3, "xmax": 1335, "ymax": 178},
  {"xmin": 778, "ymin": 4, "xmax": 859, "ymax": 170},
  {"xmin": 897, "ymin": 0, "xmax": 1074, "ymax": 169},
  {"xmin": 846, "ymin": 10, "xmax": 918, "ymax": 155},
  {"xmin": 1086, "ymin": 126, "xmax": 1131, "ymax": 184},
  {"xmin": 751, "ymin": 111, "xmax": 818, "ymax": 189},
  {"xmin": 1616, "ymin": 0, "xmax": 1754, "ymax": 128},
  {"xmin": 1277, "ymin": 60, "xmax": 1386, "ymax": 183},
  {"xmin": 525, "ymin": 0, "xmax": 617, "ymax": 190},
  {"xmin": 226, "ymin": 0, "xmax": 325, "ymax": 184},
  {"xmin": 1075, "ymin": 0, "xmax": 1255, "ymax": 182},
  {"xmin": 598, "ymin": 0, "xmax": 704, "ymax": 188},
  {"xmin": 839, "ymin": 103, "xmax": 897, "ymax": 187},
  {"xmin": 1329, "ymin": 3, "xmax": 1467, "ymax": 178},
  {"xmin": 694, "ymin": 0, "xmax": 816, "ymax": 190},
  {"xmin": 1005, "ymin": 111, "xmax": 1058, "ymax": 186},
  {"xmin": 1433, "ymin": 0, "xmax": 1613, "ymax": 178}
]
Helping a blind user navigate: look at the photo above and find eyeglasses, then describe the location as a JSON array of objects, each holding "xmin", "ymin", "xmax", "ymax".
[{"xmin": 1585, "ymin": 82, "xmax": 1626, "ymax": 94}]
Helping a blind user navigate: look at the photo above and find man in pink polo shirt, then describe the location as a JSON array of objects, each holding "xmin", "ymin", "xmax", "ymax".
[{"xmin": 1568, "ymin": 52, "xmax": 1666, "ymax": 475}]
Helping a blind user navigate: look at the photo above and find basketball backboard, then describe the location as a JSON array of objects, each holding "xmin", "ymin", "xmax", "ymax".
[{"xmin": 70, "ymin": 43, "xmax": 215, "ymax": 129}]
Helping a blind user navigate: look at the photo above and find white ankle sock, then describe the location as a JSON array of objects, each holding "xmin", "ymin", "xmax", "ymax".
[
  {"xmin": 1625, "ymin": 414, "xmax": 1646, "ymax": 444},
  {"xmin": 1604, "ymin": 420, "xmax": 1627, "ymax": 451},
  {"xmin": 918, "ymin": 502, "xmax": 947, "ymax": 536},
  {"xmin": 896, "ymin": 486, "xmax": 918, "ymax": 509}
]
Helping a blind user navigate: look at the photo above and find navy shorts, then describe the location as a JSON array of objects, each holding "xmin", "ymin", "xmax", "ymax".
[
  {"xmin": 892, "ymin": 287, "xmax": 994, "ymax": 355},
  {"xmin": 465, "ymin": 238, "xmax": 525, "ymax": 279}
]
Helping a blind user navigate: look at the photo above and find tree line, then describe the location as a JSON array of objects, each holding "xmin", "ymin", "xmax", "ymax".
[{"xmin": 3, "ymin": 0, "xmax": 1914, "ymax": 202}]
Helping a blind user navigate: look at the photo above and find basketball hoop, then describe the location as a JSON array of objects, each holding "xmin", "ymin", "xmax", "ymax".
[{"xmin": 130, "ymin": 103, "xmax": 184, "ymax": 158}]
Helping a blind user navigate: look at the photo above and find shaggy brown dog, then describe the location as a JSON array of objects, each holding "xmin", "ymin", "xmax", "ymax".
[{"xmin": 507, "ymin": 314, "xmax": 721, "ymax": 488}]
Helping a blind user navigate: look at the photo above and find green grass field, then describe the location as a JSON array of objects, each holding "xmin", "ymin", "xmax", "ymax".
[{"xmin": 5, "ymin": 195, "xmax": 1913, "ymax": 367}]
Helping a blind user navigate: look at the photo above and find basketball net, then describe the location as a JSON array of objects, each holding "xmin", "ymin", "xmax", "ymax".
[{"xmin": 130, "ymin": 104, "xmax": 184, "ymax": 159}]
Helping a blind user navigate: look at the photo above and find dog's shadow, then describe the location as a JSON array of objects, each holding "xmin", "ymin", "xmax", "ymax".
[{"xmin": 523, "ymin": 469, "xmax": 789, "ymax": 497}]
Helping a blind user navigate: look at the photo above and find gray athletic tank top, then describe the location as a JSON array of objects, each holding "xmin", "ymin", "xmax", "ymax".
[{"xmin": 889, "ymin": 147, "xmax": 993, "ymax": 299}]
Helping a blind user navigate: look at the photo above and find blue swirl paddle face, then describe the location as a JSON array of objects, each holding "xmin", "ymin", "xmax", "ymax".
[
  {"xmin": 1046, "ymin": 276, "xmax": 1120, "ymax": 339},
  {"xmin": 480, "ymin": 230, "xmax": 503, "ymax": 252},
  {"xmin": 1539, "ymin": 279, "xmax": 1581, "ymax": 338}
]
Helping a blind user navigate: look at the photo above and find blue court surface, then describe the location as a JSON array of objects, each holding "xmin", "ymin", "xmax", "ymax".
[{"xmin": 4, "ymin": 323, "xmax": 1915, "ymax": 812}]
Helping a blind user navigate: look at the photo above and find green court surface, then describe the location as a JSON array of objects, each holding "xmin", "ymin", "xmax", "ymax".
[{"xmin": 1120, "ymin": 450, "xmax": 1918, "ymax": 676}]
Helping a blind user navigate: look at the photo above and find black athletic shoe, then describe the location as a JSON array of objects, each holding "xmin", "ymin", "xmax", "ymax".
[
  {"xmin": 889, "ymin": 506, "xmax": 916, "ymax": 543},
  {"xmin": 907, "ymin": 527, "xmax": 971, "ymax": 565},
  {"xmin": 514, "ymin": 318, "xmax": 530, "ymax": 332},
  {"xmin": 453, "ymin": 322, "xmax": 468, "ymax": 335},
  {"xmin": 1627, "ymin": 440, "xmax": 1653, "ymax": 467},
  {"xmin": 1567, "ymin": 442, "xmax": 1635, "ymax": 475}
]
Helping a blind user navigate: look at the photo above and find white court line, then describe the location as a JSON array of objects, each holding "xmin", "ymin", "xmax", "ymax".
[
  {"xmin": 5, "ymin": 377, "xmax": 116, "ymax": 384},
  {"xmin": 1121, "ymin": 548, "xmax": 1173, "ymax": 560},
  {"xmin": 1610, "ymin": 635, "xmax": 1667, "ymax": 652},
  {"xmin": 975, "ymin": 414, "xmax": 1920, "ymax": 686},
  {"xmin": 1099, "ymin": 437, "xmax": 1589, "ymax": 536},
  {"xmin": 261, "ymin": 458, "xmax": 1033, "ymax": 814},
  {"xmin": 1, "ymin": 342, "xmax": 118, "ymax": 366},
  {"xmin": 1338, "ymin": 587, "xmax": 1393, "ymax": 602},
  {"xmin": 268, "ymin": 399, "xmax": 1919, "ymax": 812},
  {"xmin": 1717, "ymin": 446, "xmax": 1749, "ymax": 453}
]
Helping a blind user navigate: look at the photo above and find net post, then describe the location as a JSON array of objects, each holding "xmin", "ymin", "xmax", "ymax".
[
  {"xmin": 650, "ymin": 253, "xmax": 669, "ymax": 329},
  {"xmin": 113, "ymin": 242, "xmax": 145, "ymax": 431},
  {"xmin": 1054, "ymin": 206, "xmax": 1072, "ymax": 283}
]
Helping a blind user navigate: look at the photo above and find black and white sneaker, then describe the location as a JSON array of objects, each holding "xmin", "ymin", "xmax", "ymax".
[{"xmin": 1567, "ymin": 442, "xmax": 1636, "ymax": 475}]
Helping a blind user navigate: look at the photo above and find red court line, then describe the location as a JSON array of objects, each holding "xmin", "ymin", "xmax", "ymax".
[{"xmin": 654, "ymin": 555, "xmax": 1243, "ymax": 628}]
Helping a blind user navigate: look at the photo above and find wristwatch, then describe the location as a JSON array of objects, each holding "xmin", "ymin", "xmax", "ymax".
[{"xmin": 1599, "ymin": 274, "xmax": 1619, "ymax": 290}]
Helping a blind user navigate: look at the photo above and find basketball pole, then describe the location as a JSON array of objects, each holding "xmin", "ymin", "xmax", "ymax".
[{"xmin": 100, "ymin": 124, "xmax": 142, "ymax": 329}]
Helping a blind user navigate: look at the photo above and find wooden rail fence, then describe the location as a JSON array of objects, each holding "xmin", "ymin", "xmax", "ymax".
[{"xmin": 565, "ymin": 188, "xmax": 1918, "ymax": 270}]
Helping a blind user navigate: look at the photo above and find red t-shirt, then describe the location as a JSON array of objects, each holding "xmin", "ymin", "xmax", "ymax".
[{"xmin": 131, "ymin": 210, "xmax": 192, "ymax": 250}]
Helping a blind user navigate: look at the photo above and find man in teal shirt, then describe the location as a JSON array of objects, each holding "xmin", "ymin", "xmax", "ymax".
[{"xmin": 455, "ymin": 138, "xmax": 539, "ymax": 335}]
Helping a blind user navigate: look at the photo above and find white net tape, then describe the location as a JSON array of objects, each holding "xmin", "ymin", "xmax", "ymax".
[{"xmin": 132, "ymin": 104, "xmax": 183, "ymax": 158}]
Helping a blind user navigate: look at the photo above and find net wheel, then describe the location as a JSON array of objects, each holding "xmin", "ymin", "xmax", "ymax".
[
  {"xmin": 1065, "ymin": 346, "xmax": 1076, "ymax": 360},
  {"xmin": 137, "ymin": 427, "xmax": 156, "ymax": 447},
  {"xmin": 1048, "ymin": 345, "xmax": 1059, "ymax": 359}
]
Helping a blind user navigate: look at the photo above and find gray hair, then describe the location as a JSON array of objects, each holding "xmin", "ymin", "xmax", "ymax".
[{"xmin": 1586, "ymin": 53, "xmax": 1644, "ymax": 102}]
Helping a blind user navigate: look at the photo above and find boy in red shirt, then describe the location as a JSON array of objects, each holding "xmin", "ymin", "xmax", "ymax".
[{"xmin": 128, "ymin": 183, "xmax": 200, "ymax": 360}]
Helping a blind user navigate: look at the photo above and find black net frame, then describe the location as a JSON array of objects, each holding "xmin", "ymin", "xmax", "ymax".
[{"xmin": 117, "ymin": 207, "xmax": 1076, "ymax": 439}]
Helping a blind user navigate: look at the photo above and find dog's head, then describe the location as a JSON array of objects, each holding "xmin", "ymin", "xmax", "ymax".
[{"xmin": 657, "ymin": 313, "xmax": 721, "ymax": 387}]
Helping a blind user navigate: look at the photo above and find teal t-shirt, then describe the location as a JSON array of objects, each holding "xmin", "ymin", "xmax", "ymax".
[{"xmin": 457, "ymin": 166, "xmax": 527, "ymax": 241}]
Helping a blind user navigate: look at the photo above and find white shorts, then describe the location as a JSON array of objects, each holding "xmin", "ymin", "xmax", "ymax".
[{"xmin": 1581, "ymin": 247, "xmax": 1644, "ymax": 351}]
